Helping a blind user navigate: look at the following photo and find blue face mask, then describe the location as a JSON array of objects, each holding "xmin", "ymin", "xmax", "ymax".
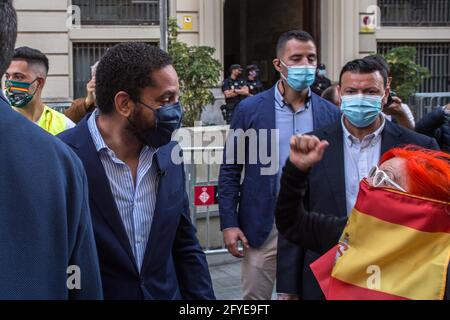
[
  {"xmin": 280, "ymin": 61, "xmax": 316, "ymax": 92},
  {"xmin": 131, "ymin": 101, "xmax": 184, "ymax": 148},
  {"xmin": 341, "ymin": 94, "xmax": 383, "ymax": 128}
]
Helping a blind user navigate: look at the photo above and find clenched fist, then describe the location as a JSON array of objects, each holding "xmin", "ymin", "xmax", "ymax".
[{"xmin": 289, "ymin": 135, "xmax": 329, "ymax": 172}]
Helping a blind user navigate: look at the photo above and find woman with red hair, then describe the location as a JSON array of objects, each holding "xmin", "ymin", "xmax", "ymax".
[
  {"xmin": 275, "ymin": 135, "xmax": 450, "ymax": 299},
  {"xmin": 378, "ymin": 145, "xmax": 449, "ymax": 202}
]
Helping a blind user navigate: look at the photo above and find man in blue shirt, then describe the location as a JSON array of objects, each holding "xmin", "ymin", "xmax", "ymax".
[
  {"xmin": 59, "ymin": 42, "xmax": 215, "ymax": 300},
  {"xmin": 219, "ymin": 30, "xmax": 340, "ymax": 300},
  {"xmin": 0, "ymin": 0, "xmax": 102, "ymax": 299}
]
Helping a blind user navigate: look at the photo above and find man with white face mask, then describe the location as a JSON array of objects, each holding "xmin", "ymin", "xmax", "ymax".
[{"xmin": 286, "ymin": 56, "xmax": 439, "ymax": 300}]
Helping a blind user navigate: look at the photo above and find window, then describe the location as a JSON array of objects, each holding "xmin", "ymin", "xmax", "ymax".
[
  {"xmin": 72, "ymin": 0, "xmax": 160, "ymax": 26},
  {"xmin": 377, "ymin": 42, "xmax": 450, "ymax": 93},
  {"xmin": 72, "ymin": 42, "xmax": 159, "ymax": 99},
  {"xmin": 72, "ymin": 42, "xmax": 117, "ymax": 99},
  {"xmin": 378, "ymin": 0, "xmax": 450, "ymax": 26}
]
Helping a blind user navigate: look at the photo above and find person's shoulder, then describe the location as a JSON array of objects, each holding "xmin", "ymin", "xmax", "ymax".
[
  {"xmin": 311, "ymin": 91, "xmax": 339, "ymax": 110},
  {"xmin": 157, "ymin": 141, "xmax": 185, "ymax": 171},
  {"xmin": 1, "ymin": 103, "xmax": 84, "ymax": 172},
  {"xmin": 240, "ymin": 86, "xmax": 274, "ymax": 106},
  {"xmin": 58, "ymin": 114, "xmax": 91, "ymax": 145},
  {"xmin": 387, "ymin": 121, "xmax": 438, "ymax": 147},
  {"xmin": 310, "ymin": 119, "xmax": 342, "ymax": 138}
]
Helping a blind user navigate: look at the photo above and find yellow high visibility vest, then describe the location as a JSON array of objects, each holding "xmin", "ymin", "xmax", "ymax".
[{"xmin": 37, "ymin": 105, "xmax": 67, "ymax": 135}]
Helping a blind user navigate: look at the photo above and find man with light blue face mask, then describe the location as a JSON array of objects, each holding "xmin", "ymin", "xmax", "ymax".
[
  {"xmin": 219, "ymin": 30, "xmax": 340, "ymax": 300},
  {"xmin": 285, "ymin": 56, "xmax": 439, "ymax": 300}
]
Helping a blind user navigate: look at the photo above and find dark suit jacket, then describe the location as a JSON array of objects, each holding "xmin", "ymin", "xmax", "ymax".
[
  {"xmin": 275, "ymin": 159, "xmax": 449, "ymax": 299},
  {"xmin": 0, "ymin": 93, "xmax": 102, "ymax": 299},
  {"xmin": 292, "ymin": 119, "xmax": 439, "ymax": 299},
  {"xmin": 219, "ymin": 86, "xmax": 340, "ymax": 248},
  {"xmin": 58, "ymin": 114, "xmax": 215, "ymax": 300},
  {"xmin": 219, "ymin": 86, "xmax": 340, "ymax": 296}
]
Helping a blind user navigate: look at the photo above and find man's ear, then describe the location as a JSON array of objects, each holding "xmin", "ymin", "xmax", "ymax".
[
  {"xmin": 35, "ymin": 77, "xmax": 46, "ymax": 92},
  {"xmin": 114, "ymin": 91, "xmax": 134, "ymax": 118},
  {"xmin": 273, "ymin": 58, "xmax": 282, "ymax": 74},
  {"xmin": 382, "ymin": 87, "xmax": 391, "ymax": 106}
]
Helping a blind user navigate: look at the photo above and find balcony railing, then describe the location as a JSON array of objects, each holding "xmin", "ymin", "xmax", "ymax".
[
  {"xmin": 378, "ymin": 0, "xmax": 450, "ymax": 26},
  {"xmin": 72, "ymin": 0, "xmax": 160, "ymax": 26}
]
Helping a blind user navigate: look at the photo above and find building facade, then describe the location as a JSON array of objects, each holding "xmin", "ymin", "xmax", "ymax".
[{"xmin": 12, "ymin": 0, "xmax": 450, "ymax": 102}]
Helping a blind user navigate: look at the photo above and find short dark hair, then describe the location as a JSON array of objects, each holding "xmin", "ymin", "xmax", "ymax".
[
  {"xmin": 276, "ymin": 30, "xmax": 316, "ymax": 56},
  {"xmin": 229, "ymin": 64, "xmax": 242, "ymax": 73},
  {"xmin": 12, "ymin": 46, "xmax": 49, "ymax": 76},
  {"xmin": 339, "ymin": 57, "xmax": 388, "ymax": 87},
  {"xmin": 0, "ymin": 0, "xmax": 17, "ymax": 75},
  {"xmin": 246, "ymin": 64, "xmax": 259, "ymax": 72},
  {"xmin": 364, "ymin": 54, "xmax": 391, "ymax": 76},
  {"xmin": 95, "ymin": 42, "xmax": 173, "ymax": 114}
]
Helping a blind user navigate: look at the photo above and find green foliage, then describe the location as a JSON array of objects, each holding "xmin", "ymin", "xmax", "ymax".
[
  {"xmin": 383, "ymin": 46, "xmax": 429, "ymax": 101},
  {"xmin": 168, "ymin": 19, "xmax": 222, "ymax": 127}
]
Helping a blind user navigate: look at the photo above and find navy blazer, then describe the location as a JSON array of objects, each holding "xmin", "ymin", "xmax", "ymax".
[
  {"xmin": 0, "ymin": 93, "xmax": 102, "ymax": 299},
  {"xmin": 218, "ymin": 86, "xmax": 340, "ymax": 248},
  {"xmin": 58, "ymin": 114, "xmax": 215, "ymax": 300},
  {"xmin": 298, "ymin": 119, "xmax": 440, "ymax": 300}
]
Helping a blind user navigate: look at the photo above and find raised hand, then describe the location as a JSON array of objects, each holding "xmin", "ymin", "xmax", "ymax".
[{"xmin": 289, "ymin": 135, "xmax": 329, "ymax": 172}]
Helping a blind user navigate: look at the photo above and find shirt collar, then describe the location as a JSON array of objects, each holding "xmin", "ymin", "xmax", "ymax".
[
  {"xmin": 341, "ymin": 114, "xmax": 386, "ymax": 147},
  {"xmin": 88, "ymin": 109, "xmax": 109, "ymax": 153},
  {"xmin": 274, "ymin": 81, "xmax": 312, "ymax": 111}
]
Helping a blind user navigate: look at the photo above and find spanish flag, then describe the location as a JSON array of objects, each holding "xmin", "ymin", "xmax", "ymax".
[{"xmin": 310, "ymin": 180, "xmax": 450, "ymax": 300}]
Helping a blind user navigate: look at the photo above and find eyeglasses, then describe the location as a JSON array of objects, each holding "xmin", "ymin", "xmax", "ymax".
[{"xmin": 367, "ymin": 165, "xmax": 406, "ymax": 192}]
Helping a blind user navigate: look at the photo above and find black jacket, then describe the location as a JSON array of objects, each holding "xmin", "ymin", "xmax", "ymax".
[
  {"xmin": 415, "ymin": 107, "xmax": 450, "ymax": 152},
  {"xmin": 280, "ymin": 119, "xmax": 439, "ymax": 299},
  {"xmin": 275, "ymin": 159, "xmax": 450, "ymax": 300}
]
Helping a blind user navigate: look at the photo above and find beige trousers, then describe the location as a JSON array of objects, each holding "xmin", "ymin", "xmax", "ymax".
[{"xmin": 241, "ymin": 225, "xmax": 278, "ymax": 300}]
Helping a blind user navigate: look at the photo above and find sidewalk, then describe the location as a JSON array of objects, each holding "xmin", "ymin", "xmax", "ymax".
[{"xmin": 207, "ymin": 253, "xmax": 277, "ymax": 300}]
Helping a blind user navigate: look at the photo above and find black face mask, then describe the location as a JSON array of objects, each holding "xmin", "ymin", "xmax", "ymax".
[{"xmin": 127, "ymin": 101, "xmax": 183, "ymax": 149}]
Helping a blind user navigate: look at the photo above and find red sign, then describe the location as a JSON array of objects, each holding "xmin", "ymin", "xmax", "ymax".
[{"xmin": 194, "ymin": 186, "xmax": 217, "ymax": 206}]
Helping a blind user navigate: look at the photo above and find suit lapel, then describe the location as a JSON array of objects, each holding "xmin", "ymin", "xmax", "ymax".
[
  {"xmin": 321, "ymin": 122, "xmax": 347, "ymax": 216},
  {"xmin": 258, "ymin": 86, "xmax": 277, "ymax": 130},
  {"xmin": 141, "ymin": 145, "xmax": 172, "ymax": 272},
  {"xmin": 381, "ymin": 121, "xmax": 403, "ymax": 154},
  {"xmin": 311, "ymin": 93, "xmax": 324, "ymax": 129},
  {"xmin": 70, "ymin": 118, "xmax": 138, "ymax": 270}
]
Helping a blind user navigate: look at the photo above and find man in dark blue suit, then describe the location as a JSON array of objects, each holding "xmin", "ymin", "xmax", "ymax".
[
  {"xmin": 292, "ymin": 57, "xmax": 439, "ymax": 300},
  {"xmin": 0, "ymin": 0, "xmax": 102, "ymax": 299},
  {"xmin": 58, "ymin": 43, "xmax": 215, "ymax": 300},
  {"xmin": 218, "ymin": 30, "xmax": 340, "ymax": 300}
]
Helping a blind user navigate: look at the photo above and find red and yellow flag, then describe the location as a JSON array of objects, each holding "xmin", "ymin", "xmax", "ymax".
[{"xmin": 311, "ymin": 181, "xmax": 450, "ymax": 300}]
